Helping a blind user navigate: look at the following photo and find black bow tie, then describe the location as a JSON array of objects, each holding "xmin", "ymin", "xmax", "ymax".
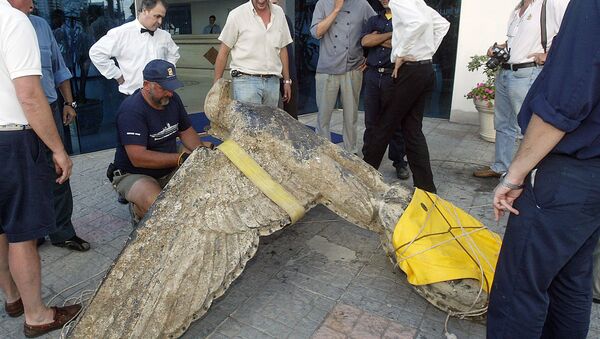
[{"xmin": 140, "ymin": 28, "xmax": 155, "ymax": 36}]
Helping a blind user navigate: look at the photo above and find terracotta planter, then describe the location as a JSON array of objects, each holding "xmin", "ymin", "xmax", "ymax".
[{"xmin": 474, "ymin": 99, "xmax": 495, "ymax": 142}]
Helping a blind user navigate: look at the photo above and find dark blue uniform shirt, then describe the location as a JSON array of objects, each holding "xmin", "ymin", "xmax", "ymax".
[
  {"xmin": 518, "ymin": 0, "xmax": 600, "ymax": 159},
  {"xmin": 361, "ymin": 11, "xmax": 393, "ymax": 69},
  {"xmin": 114, "ymin": 90, "xmax": 192, "ymax": 178}
]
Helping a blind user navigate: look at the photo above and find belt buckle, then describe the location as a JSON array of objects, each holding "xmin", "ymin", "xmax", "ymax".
[
  {"xmin": 511, "ymin": 64, "xmax": 518, "ymax": 71},
  {"xmin": 377, "ymin": 67, "xmax": 385, "ymax": 73}
]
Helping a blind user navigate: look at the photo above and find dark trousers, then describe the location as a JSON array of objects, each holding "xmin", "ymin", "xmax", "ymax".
[
  {"xmin": 280, "ymin": 80, "xmax": 298, "ymax": 119},
  {"xmin": 45, "ymin": 101, "xmax": 76, "ymax": 243},
  {"xmin": 362, "ymin": 63, "xmax": 435, "ymax": 193},
  {"xmin": 487, "ymin": 154, "xmax": 600, "ymax": 339},
  {"xmin": 362, "ymin": 69, "xmax": 407, "ymax": 169}
]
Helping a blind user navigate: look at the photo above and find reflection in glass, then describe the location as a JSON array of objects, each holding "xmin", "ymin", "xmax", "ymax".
[{"xmin": 36, "ymin": 0, "xmax": 132, "ymax": 154}]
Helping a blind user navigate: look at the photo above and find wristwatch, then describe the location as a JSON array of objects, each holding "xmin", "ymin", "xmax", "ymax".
[
  {"xmin": 64, "ymin": 101, "xmax": 78, "ymax": 109},
  {"xmin": 499, "ymin": 172, "xmax": 524, "ymax": 190},
  {"xmin": 283, "ymin": 79, "xmax": 292, "ymax": 85}
]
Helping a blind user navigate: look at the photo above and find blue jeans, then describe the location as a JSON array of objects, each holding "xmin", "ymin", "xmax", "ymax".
[
  {"xmin": 491, "ymin": 66, "xmax": 542, "ymax": 173},
  {"xmin": 488, "ymin": 154, "xmax": 600, "ymax": 339},
  {"xmin": 232, "ymin": 75, "xmax": 280, "ymax": 108}
]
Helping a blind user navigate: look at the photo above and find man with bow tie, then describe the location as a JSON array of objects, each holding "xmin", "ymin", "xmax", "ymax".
[{"xmin": 89, "ymin": 0, "xmax": 180, "ymax": 96}]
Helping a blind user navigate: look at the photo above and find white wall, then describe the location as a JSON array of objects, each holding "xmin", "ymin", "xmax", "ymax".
[{"xmin": 450, "ymin": 1, "xmax": 516, "ymax": 124}]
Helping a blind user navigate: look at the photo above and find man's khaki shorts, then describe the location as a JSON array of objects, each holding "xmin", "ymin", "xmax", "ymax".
[{"xmin": 112, "ymin": 171, "xmax": 175, "ymax": 200}]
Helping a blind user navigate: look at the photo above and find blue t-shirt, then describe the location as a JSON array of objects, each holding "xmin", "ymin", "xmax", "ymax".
[{"xmin": 114, "ymin": 90, "xmax": 192, "ymax": 178}]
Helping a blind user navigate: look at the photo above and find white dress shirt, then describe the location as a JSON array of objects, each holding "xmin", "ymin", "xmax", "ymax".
[
  {"xmin": 389, "ymin": 0, "xmax": 450, "ymax": 62},
  {"xmin": 89, "ymin": 19, "xmax": 180, "ymax": 95},
  {"xmin": 219, "ymin": 1, "xmax": 292, "ymax": 76},
  {"xmin": 0, "ymin": 0, "xmax": 42, "ymax": 125},
  {"xmin": 505, "ymin": 0, "xmax": 570, "ymax": 64}
]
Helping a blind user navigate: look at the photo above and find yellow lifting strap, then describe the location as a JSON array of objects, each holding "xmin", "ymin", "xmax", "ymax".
[
  {"xmin": 217, "ymin": 139, "xmax": 305, "ymax": 224},
  {"xmin": 392, "ymin": 188, "xmax": 502, "ymax": 292}
]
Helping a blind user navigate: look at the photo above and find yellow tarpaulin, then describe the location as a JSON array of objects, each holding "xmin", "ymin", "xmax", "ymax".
[{"xmin": 393, "ymin": 188, "xmax": 502, "ymax": 292}]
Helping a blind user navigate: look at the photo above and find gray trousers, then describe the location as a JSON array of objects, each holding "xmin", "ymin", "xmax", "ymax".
[{"xmin": 315, "ymin": 70, "xmax": 363, "ymax": 153}]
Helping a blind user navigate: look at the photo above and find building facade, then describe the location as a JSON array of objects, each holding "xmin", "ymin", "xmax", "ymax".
[{"xmin": 29, "ymin": 0, "xmax": 517, "ymax": 154}]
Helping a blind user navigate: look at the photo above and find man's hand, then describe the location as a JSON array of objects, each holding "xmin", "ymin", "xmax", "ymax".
[
  {"xmin": 201, "ymin": 140, "xmax": 215, "ymax": 149},
  {"xmin": 528, "ymin": 52, "xmax": 547, "ymax": 65},
  {"xmin": 62, "ymin": 106, "xmax": 76, "ymax": 125},
  {"xmin": 381, "ymin": 39, "xmax": 392, "ymax": 49},
  {"xmin": 391, "ymin": 55, "xmax": 416, "ymax": 78},
  {"xmin": 487, "ymin": 42, "xmax": 507, "ymax": 57},
  {"xmin": 356, "ymin": 62, "xmax": 367, "ymax": 72},
  {"xmin": 492, "ymin": 174, "xmax": 525, "ymax": 221},
  {"xmin": 116, "ymin": 75, "xmax": 125, "ymax": 85},
  {"xmin": 52, "ymin": 149, "xmax": 72, "ymax": 184},
  {"xmin": 282, "ymin": 83, "xmax": 292, "ymax": 103},
  {"xmin": 334, "ymin": 0, "xmax": 344, "ymax": 12}
]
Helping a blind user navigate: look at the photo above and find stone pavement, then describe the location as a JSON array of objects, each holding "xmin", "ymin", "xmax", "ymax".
[{"xmin": 0, "ymin": 112, "xmax": 598, "ymax": 338}]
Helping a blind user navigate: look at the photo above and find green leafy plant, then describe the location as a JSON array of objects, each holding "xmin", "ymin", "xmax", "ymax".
[{"xmin": 465, "ymin": 55, "xmax": 497, "ymax": 107}]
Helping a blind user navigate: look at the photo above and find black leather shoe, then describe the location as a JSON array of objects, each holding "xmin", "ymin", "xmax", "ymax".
[
  {"xmin": 396, "ymin": 166, "xmax": 410, "ymax": 180},
  {"xmin": 52, "ymin": 236, "xmax": 90, "ymax": 252}
]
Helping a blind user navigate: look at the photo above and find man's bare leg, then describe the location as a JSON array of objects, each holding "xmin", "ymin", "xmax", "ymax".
[
  {"xmin": 9, "ymin": 240, "xmax": 54, "ymax": 325},
  {"xmin": 127, "ymin": 177, "xmax": 162, "ymax": 219},
  {"xmin": 0, "ymin": 234, "xmax": 20, "ymax": 303}
]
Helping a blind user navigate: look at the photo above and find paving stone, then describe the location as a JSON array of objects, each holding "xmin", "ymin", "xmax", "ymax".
[
  {"xmin": 312, "ymin": 325, "xmax": 347, "ymax": 339},
  {"xmin": 349, "ymin": 311, "xmax": 390, "ymax": 338},
  {"xmin": 383, "ymin": 321, "xmax": 418, "ymax": 339},
  {"xmin": 322, "ymin": 304, "xmax": 362, "ymax": 335}
]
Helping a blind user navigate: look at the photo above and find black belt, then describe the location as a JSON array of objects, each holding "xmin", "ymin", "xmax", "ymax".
[
  {"xmin": 501, "ymin": 62, "xmax": 537, "ymax": 71},
  {"xmin": 107, "ymin": 163, "xmax": 126, "ymax": 183},
  {"xmin": 403, "ymin": 59, "xmax": 432, "ymax": 65},
  {"xmin": 368, "ymin": 66, "xmax": 393, "ymax": 74},
  {"xmin": 231, "ymin": 70, "xmax": 277, "ymax": 78}
]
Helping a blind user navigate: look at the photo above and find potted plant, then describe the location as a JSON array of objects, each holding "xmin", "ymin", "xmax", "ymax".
[{"xmin": 465, "ymin": 55, "xmax": 497, "ymax": 142}]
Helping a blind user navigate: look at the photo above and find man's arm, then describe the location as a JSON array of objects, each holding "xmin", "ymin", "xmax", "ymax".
[
  {"xmin": 165, "ymin": 36, "xmax": 180, "ymax": 65},
  {"xmin": 361, "ymin": 32, "xmax": 393, "ymax": 48},
  {"xmin": 214, "ymin": 43, "xmax": 231, "ymax": 83},
  {"xmin": 179, "ymin": 127, "xmax": 206, "ymax": 150},
  {"xmin": 58, "ymin": 80, "xmax": 76, "ymax": 125},
  {"xmin": 430, "ymin": 8, "xmax": 450, "ymax": 52},
  {"xmin": 493, "ymin": 114, "xmax": 564, "ymax": 219},
  {"xmin": 13, "ymin": 76, "xmax": 72, "ymax": 183},
  {"xmin": 89, "ymin": 31, "xmax": 123, "ymax": 84},
  {"xmin": 125, "ymin": 145, "xmax": 179, "ymax": 169},
  {"xmin": 312, "ymin": 0, "xmax": 344, "ymax": 39},
  {"xmin": 280, "ymin": 46, "xmax": 292, "ymax": 103}
]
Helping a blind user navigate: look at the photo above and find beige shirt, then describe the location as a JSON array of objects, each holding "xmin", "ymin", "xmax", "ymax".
[
  {"xmin": 506, "ymin": 0, "xmax": 569, "ymax": 64},
  {"xmin": 219, "ymin": 1, "xmax": 293, "ymax": 76}
]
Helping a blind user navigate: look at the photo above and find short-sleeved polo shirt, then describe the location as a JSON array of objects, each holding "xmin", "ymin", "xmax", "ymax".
[
  {"xmin": 0, "ymin": 0, "xmax": 42, "ymax": 125},
  {"xmin": 219, "ymin": 1, "xmax": 293, "ymax": 76}
]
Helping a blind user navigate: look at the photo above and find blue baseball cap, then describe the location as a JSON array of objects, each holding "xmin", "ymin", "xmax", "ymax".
[{"xmin": 143, "ymin": 59, "xmax": 184, "ymax": 91}]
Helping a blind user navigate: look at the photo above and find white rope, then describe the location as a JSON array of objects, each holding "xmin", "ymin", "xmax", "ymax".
[
  {"xmin": 46, "ymin": 269, "xmax": 107, "ymax": 338},
  {"xmin": 389, "ymin": 193, "xmax": 497, "ymax": 337}
]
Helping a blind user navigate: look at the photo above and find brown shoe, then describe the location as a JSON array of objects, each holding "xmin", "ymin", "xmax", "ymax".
[
  {"xmin": 5, "ymin": 298, "xmax": 24, "ymax": 317},
  {"xmin": 23, "ymin": 304, "xmax": 82, "ymax": 338},
  {"xmin": 473, "ymin": 166, "xmax": 502, "ymax": 178}
]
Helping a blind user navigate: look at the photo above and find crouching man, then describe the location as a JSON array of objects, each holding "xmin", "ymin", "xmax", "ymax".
[{"xmin": 108, "ymin": 59, "xmax": 212, "ymax": 223}]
